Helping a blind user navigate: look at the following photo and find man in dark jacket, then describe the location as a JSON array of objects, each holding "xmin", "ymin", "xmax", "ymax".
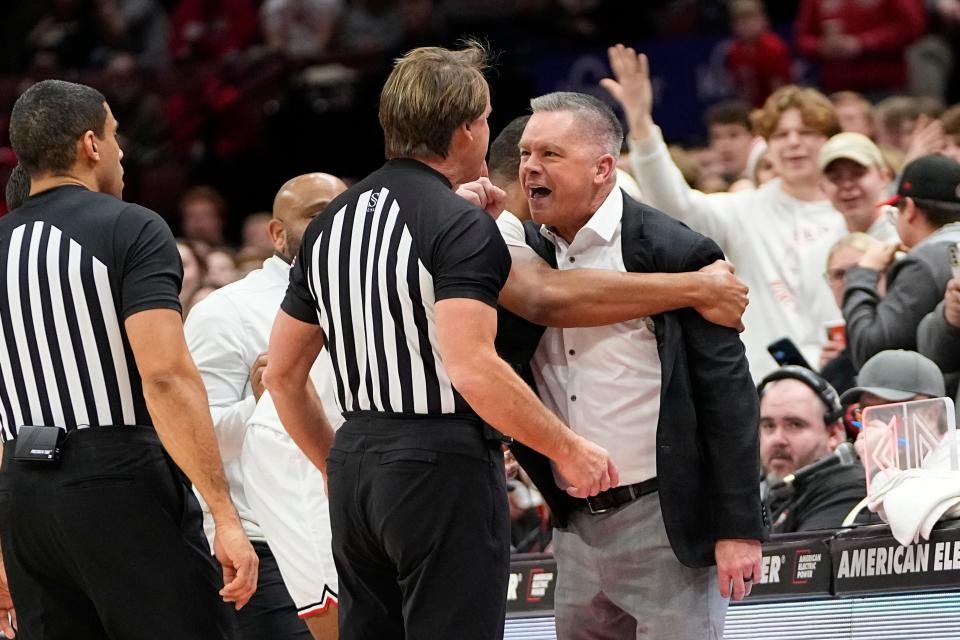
[{"xmin": 493, "ymin": 91, "xmax": 765, "ymax": 639}]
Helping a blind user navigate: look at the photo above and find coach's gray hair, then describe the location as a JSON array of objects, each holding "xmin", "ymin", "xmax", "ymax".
[{"xmin": 529, "ymin": 92, "xmax": 623, "ymax": 158}]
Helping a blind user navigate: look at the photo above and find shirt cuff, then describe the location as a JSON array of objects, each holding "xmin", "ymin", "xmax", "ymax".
[{"xmin": 628, "ymin": 125, "xmax": 665, "ymax": 158}]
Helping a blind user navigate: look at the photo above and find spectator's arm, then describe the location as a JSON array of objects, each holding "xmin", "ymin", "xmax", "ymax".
[
  {"xmin": 601, "ymin": 44, "xmax": 736, "ymax": 246},
  {"xmin": 917, "ymin": 300, "xmax": 960, "ymax": 372},
  {"xmin": 626, "ymin": 129, "xmax": 737, "ymax": 246},
  {"xmin": 842, "ymin": 260, "xmax": 942, "ymax": 367}
]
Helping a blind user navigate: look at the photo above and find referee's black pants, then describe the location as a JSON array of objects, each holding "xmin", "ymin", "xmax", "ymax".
[
  {"xmin": 0, "ymin": 426, "xmax": 236, "ymax": 640},
  {"xmin": 328, "ymin": 414, "xmax": 510, "ymax": 640}
]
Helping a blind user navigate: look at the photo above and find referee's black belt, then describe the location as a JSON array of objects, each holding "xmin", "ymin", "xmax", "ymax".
[{"xmin": 571, "ymin": 477, "xmax": 658, "ymax": 515}]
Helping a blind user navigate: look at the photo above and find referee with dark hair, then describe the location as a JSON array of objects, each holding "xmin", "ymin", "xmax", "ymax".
[
  {"xmin": 265, "ymin": 42, "xmax": 616, "ymax": 640},
  {"xmin": 0, "ymin": 79, "xmax": 258, "ymax": 638}
]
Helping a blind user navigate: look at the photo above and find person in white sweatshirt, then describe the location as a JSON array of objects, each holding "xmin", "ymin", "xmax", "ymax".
[{"xmin": 602, "ymin": 43, "xmax": 847, "ymax": 380}]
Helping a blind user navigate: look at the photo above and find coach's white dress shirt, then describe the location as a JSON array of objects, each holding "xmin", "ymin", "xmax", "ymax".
[{"xmin": 497, "ymin": 188, "xmax": 661, "ymax": 487}]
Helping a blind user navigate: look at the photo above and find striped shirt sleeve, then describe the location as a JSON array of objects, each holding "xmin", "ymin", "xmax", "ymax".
[{"xmin": 430, "ymin": 207, "xmax": 511, "ymax": 308}]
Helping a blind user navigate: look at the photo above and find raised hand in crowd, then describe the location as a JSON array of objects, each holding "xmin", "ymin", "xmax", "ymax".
[
  {"xmin": 600, "ymin": 44, "xmax": 655, "ymax": 140},
  {"xmin": 903, "ymin": 115, "xmax": 946, "ymax": 166}
]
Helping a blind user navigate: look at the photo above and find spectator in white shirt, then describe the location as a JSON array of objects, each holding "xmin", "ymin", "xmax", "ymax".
[{"xmin": 603, "ymin": 43, "xmax": 848, "ymax": 380}]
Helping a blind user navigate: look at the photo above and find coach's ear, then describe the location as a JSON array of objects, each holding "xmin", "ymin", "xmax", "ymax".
[{"xmin": 594, "ymin": 153, "xmax": 616, "ymax": 186}]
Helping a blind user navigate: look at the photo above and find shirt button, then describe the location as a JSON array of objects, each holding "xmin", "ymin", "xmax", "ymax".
[
  {"xmin": 568, "ymin": 256, "xmax": 576, "ymax": 263},
  {"xmin": 570, "ymin": 395, "xmax": 577, "ymax": 402},
  {"xmin": 568, "ymin": 349, "xmax": 575, "ymax": 356}
]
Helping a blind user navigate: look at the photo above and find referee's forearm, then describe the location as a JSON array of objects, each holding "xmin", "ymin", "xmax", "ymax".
[
  {"xmin": 270, "ymin": 379, "xmax": 334, "ymax": 473},
  {"xmin": 454, "ymin": 357, "xmax": 577, "ymax": 463},
  {"xmin": 142, "ymin": 372, "xmax": 239, "ymax": 525}
]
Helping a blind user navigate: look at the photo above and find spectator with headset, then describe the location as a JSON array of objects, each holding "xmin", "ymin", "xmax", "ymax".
[{"xmin": 759, "ymin": 366, "xmax": 866, "ymax": 533}]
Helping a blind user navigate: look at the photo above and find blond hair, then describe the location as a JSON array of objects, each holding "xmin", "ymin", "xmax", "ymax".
[
  {"xmin": 751, "ymin": 85, "xmax": 840, "ymax": 140},
  {"xmin": 379, "ymin": 41, "xmax": 489, "ymax": 159},
  {"xmin": 827, "ymin": 232, "xmax": 881, "ymax": 267}
]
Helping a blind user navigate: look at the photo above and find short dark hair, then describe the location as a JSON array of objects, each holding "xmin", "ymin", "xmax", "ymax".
[
  {"xmin": 9, "ymin": 80, "xmax": 107, "ymax": 176},
  {"xmin": 913, "ymin": 198, "xmax": 960, "ymax": 228},
  {"xmin": 488, "ymin": 115, "xmax": 529, "ymax": 187},
  {"xmin": 529, "ymin": 92, "xmax": 623, "ymax": 157},
  {"xmin": 705, "ymin": 100, "xmax": 751, "ymax": 130},
  {"xmin": 5, "ymin": 164, "xmax": 31, "ymax": 211}
]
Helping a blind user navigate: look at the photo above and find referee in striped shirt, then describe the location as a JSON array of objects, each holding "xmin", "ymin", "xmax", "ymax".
[
  {"xmin": 265, "ymin": 42, "xmax": 617, "ymax": 640},
  {"xmin": 0, "ymin": 80, "xmax": 257, "ymax": 638}
]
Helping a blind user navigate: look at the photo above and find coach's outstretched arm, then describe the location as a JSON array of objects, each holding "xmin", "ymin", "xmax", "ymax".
[
  {"xmin": 126, "ymin": 309, "xmax": 259, "ymax": 610},
  {"xmin": 436, "ymin": 297, "xmax": 619, "ymax": 498}
]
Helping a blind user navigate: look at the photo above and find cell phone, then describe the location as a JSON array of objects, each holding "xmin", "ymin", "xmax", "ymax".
[
  {"xmin": 767, "ymin": 337, "xmax": 813, "ymax": 369},
  {"xmin": 949, "ymin": 242, "xmax": 960, "ymax": 281}
]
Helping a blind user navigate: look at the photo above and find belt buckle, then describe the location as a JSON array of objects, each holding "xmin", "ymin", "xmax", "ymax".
[{"xmin": 585, "ymin": 496, "xmax": 612, "ymax": 514}]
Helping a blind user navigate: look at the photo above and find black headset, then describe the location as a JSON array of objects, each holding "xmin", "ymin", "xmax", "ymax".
[{"xmin": 757, "ymin": 365, "xmax": 844, "ymax": 424}]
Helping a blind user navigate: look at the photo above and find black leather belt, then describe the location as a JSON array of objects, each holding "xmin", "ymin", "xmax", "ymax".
[{"xmin": 571, "ymin": 477, "xmax": 658, "ymax": 514}]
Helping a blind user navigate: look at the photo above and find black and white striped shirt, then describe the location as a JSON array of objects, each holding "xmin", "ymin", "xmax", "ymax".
[
  {"xmin": 282, "ymin": 159, "xmax": 511, "ymax": 417},
  {"xmin": 0, "ymin": 185, "xmax": 182, "ymax": 442}
]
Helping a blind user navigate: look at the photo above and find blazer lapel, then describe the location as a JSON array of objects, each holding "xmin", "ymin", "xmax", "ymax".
[{"xmin": 620, "ymin": 196, "xmax": 679, "ymax": 390}]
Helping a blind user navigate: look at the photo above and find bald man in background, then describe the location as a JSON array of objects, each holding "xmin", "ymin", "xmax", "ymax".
[{"xmin": 186, "ymin": 173, "xmax": 347, "ymax": 639}]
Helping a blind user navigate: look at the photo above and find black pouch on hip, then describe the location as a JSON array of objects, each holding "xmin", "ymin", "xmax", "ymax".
[{"xmin": 13, "ymin": 425, "xmax": 63, "ymax": 464}]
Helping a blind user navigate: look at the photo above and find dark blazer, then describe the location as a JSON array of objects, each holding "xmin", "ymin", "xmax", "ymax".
[{"xmin": 497, "ymin": 193, "xmax": 768, "ymax": 568}]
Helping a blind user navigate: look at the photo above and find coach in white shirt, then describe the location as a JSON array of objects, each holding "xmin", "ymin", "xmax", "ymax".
[{"xmin": 185, "ymin": 172, "xmax": 346, "ymax": 640}]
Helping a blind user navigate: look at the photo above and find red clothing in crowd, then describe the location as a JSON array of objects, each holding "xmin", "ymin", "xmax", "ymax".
[
  {"xmin": 169, "ymin": 0, "xmax": 260, "ymax": 63},
  {"xmin": 795, "ymin": 0, "xmax": 926, "ymax": 94},
  {"xmin": 726, "ymin": 31, "xmax": 793, "ymax": 107}
]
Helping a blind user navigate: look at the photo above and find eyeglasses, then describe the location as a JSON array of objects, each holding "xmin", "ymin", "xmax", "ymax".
[
  {"xmin": 823, "ymin": 267, "xmax": 847, "ymax": 285},
  {"xmin": 882, "ymin": 203, "xmax": 904, "ymax": 223}
]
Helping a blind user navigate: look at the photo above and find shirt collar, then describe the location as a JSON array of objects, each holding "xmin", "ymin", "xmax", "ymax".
[
  {"xmin": 263, "ymin": 254, "xmax": 291, "ymax": 280},
  {"xmin": 539, "ymin": 187, "xmax": 623, "ymax": 246}
]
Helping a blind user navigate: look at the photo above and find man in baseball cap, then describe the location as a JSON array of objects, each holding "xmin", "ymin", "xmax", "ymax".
[
  {"xmin": 840, "ymin": 349, "xmax": 946, "ymax": 409},
  {"xmin": 819, "ymin": 132, "xmax": 898, "ymax": 242},
  {"xmin": 841, "ymin": 155, "xmax": 960, "ymax": 368},
  {"xmin": 880, "ymin": 153, "xmax": 960, "ymax": 213}
]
